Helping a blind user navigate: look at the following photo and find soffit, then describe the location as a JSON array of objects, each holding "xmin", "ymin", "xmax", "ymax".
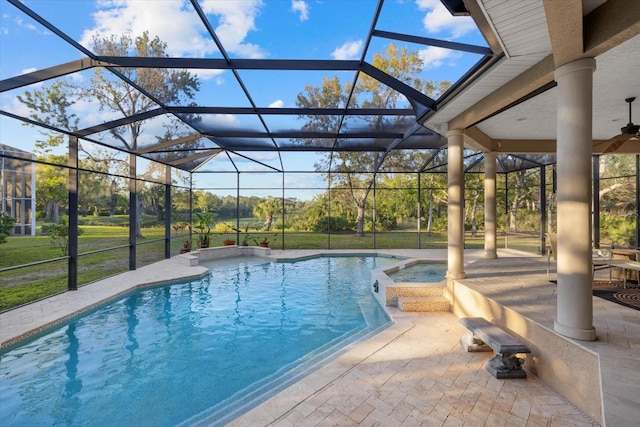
[
  {"xmin": 477, "ymin": 34, "xmax": 640, "ymax": 142},
  {"xmin": 423, "ymin": 0, "xmax": 552, "ymax": 134},
  {"xmin": 424, "ymin": 0, "xmax": 640, "ymax": 154}
]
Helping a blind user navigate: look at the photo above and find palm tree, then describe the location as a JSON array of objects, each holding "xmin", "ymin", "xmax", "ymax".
[{"xmin": 253, "ymin": 197, "xmax": 282, "ymax": 231}]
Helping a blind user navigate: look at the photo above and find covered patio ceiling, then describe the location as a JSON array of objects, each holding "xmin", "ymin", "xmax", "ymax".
[
  {"xmin": 1, "ymin": 0, "xmax": 638, "ymax": 174},
  {"xmin": 423, "ymin": 0, "xmax": 640, "ymax": 157}
]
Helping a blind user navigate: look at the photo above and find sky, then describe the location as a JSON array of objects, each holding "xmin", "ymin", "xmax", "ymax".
[{"xmin": 0, "ymin": 0, "xmax": 486, "ymax": 197}]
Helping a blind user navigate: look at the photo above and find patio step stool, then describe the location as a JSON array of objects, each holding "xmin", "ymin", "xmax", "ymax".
[
  {"xmin": 397, "ymin": 296, "xmax": 450, "ymax": 312},
  {"xmin": 459, "ymin": 317, "xmax": 531, "ymax": 379}
]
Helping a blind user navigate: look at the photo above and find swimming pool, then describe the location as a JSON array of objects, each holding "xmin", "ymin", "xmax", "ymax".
[
  {"xmin": 0, "ymin": 255, "xmax": 398, "ymax": 427},
  {"xmin": 386, "ymin": 261, "xmax": 447, "ymax": 283}
]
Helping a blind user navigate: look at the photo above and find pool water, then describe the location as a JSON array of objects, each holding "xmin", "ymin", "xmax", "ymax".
[
  {"xmin": 0, "ymin": 255, "xmax": 397, "ymax": 427},
  {"xmin": 387, "ymin": 262, "xmax": 447, "ymax": 282}
]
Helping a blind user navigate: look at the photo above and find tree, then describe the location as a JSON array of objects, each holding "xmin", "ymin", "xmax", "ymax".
[
  {"xmin": 17, "ymin": 79, "xmax": 129, "ymax": 193},
  {"xmin": 506, "ymin": 169, "xmax": 534, "ymax": 232},
  {"xmin": 34, "ymin": 156, "xmax": 68, "ymax": 222},
  {"xmin": 420, "ymin": 164, "xmax": 448, "ymax": 234},
  {"xmin": 302, "ymin": 194, "xmax": 331, "ymax": 229},
  {"xmin": 193, "ymin": 190, "xmax": 222, "ymax": 213},
  {"xmin": 597, "ymin": 154, "xmax": 637, "ymax": 245},
  {"xmin": 76, "ymin": 147, "xmax": 125, "ymax": 217},
  {"xmin": 88, "ymin": 32, "xmax": 200, "ymax": 237},
  {"xmin": 465, "ymin": 173, "xmax": 484, "ymax": 236},
  {"xmin": 253, "ymin": 196, "xmax": 282, "ymax": 231},
  {"xmin": 599, "ymin": 154, "xmax": 636, "ymax": 213},
  {"xmin": 376, "ymin": 174, "xmax": 417, "ymax": 230},
  {"xmin": 296, "ymin": 43, "xmax": 450, "ymax": 236},
  {"xmin": 18, "ymin": 31, "xmax": 200, "ymax": 238}
]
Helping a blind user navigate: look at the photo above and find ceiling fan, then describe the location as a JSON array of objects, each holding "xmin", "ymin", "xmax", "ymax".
[{"xmin": 597, "ymin": 97, "xmax": 640, "ymax": 153}]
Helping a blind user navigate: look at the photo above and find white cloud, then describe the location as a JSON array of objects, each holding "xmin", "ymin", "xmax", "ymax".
[
  {"xmin": 186, "ymin": 68, "xmax": 225, "ymax": 82},
  {"xmin": 416, "ymin": 0, "xmax": 476, "ymax": 38},
  {"xmin": 331, "ymin": 40, "xmax": 363, "ymax": 60},
  {"xmin": 80, "ymin": 0, "xmax": 266, "ymax": 58},
  {"xmin": 291, "ymin": 0, "xmax": 309, "ymax": 22},
  {"xmin": 21, "ymin": 67, "xmax": 37, "ymax": 75},
  {"xmin": 269, "ymin": 99, "xmax": 284, "ymax": 108},
  {"xmin": 201, "ymin": 114, "xmax": 240, "ymax": 129},
  {"xmin": 14, "ymin": 17, "xmax": 37, "ymax": 32},
  {"xmin": 81, "ymin": 0, "xmax": 217, "ymax": 56},
  {"xmin": 72, "ymin": 97, "xmax": 120, "ymax": 123},
  {"xmin": 246, "ymin": 152, "xmax": 278, "ymax": 161},
  {"xmin": 201, "ymin": 0, "xmax": 266, "ymax": 58},
  {"xmin": 2, "ymin": 95, "xmax": 32, "ymax": 117},
  {"xmin": 418, "ymin": 46, "xmax": 460, "ymax": 69}
]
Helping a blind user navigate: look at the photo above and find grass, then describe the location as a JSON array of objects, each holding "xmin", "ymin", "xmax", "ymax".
[
  {"xmin": 0, "ymin": 224, "xmax": 541, "ymax": 311},
  {"xmin": 0, "ymin": 225, "xmax": 170, "ymax": 311}
]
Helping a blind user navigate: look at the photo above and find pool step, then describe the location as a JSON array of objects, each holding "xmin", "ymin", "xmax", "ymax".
[
  {"xmin": 385, "ymin": 283, "xmax": 445, "ymax": 307},
  {"xmin": 397, "ymin": 296, "xmax": 450, "ymax": 312}
]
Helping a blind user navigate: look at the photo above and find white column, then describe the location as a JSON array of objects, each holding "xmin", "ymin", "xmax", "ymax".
[
  {"xmin": 447, "ymin": 130, "xmax": 465, "ymax": 279},
  {"xmin": 484, "ymin": 151, "xmax": 497, "ymax": 258},
  {"xmin": 554, "ymin": 58, "xmax": 596, "ymax": 341}
]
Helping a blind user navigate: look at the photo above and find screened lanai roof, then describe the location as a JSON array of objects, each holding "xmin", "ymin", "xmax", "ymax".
[
  {"xmin": 0, "ymin": 0, "xmax": 505, "ymax": 174},
  {"xmin": 1, "ymin": 1, "xmax": 637, "ymax": 175}
]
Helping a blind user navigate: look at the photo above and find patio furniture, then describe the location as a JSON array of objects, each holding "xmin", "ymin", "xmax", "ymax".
[
  {"xmin": 545, "ymin": 233, "xmax": 557, "ymax": 276},
  {"xmin": 459, "ymin": 317, "xmax": 531, "ymax": 379},
  {"xmin": 592, "ymin": 249, "xmax": 640, "ymax": 289},
  {"xmin": 610, "ymin": 249, "xmax": 640, "ymax": 282},
  {"xmin": 600, "ymin": 260, "xmax": 640, "ymax": 289},
  {"xmin": 592, "ymin": 247, "xmax": 613, "ymax": 279}
]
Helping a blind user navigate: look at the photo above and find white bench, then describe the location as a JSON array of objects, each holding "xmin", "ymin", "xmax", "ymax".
[{"xmin": 459, "ymin": 317, "xmax": 531, "ymax": 379}]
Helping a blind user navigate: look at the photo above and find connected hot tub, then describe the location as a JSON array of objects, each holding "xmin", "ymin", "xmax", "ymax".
[
  {"xmin": 370, "ymin": 259, "xmax": 448, "ymax": 310},
  {"xmin": 385, "ymin": 261, "xmax": 447, "ymax": 283}
]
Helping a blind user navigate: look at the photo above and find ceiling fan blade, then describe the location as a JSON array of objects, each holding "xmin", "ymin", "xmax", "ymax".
[
  {"xmin": 593, "ymin": 133, "xmax": 632, "ymax": 153},
  {"xmin": 603, "ymin": 134, "xmax": 633, "ymax": 153}
]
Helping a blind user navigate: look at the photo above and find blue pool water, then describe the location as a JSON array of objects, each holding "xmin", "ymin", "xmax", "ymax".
[
  {"xmin": 387, "ymin": 262, "xmax": 447, "ymax": 282},
  {"xmin": 0, "ymin": 255, "xmax": 398, "ymax": 427}
]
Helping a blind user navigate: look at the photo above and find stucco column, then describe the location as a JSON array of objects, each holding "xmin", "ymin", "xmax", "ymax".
[
  {"xmin": 447, "ymin": 130, "xmax": 465, "ymax": 279},
  {"xmin": 554, "ymin": 58, "xmax": 596, "ymax": 341},
  {"xmin": 484, "ymin": 151, "xmax": 497, "ymax": 259}
]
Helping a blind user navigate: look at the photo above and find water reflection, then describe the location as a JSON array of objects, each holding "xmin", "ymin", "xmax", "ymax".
[
  {"xmin": 63, "ymin": 324, "xmax": 82, "ymax": 397},
  {"xmin": 125, "ymin": 294, "xmax": 139, "ymax": 357}
]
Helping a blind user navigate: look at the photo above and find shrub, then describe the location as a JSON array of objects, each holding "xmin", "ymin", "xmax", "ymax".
[
  {"xmin": 312, "ymin": 216, "xmax": 353, "ymax": 233},
  {"xmin": 367, "ymin": 213, "xmax": 397, "ymax": 231},
  {"xmin": 45, "ymin": 218, "xmax": 84, "ymax": 256},
  {"xmin": 601, "ymin": 214, "xmax": 635, "ymax": 246},
  {"xmin": 0, "ymin": 212, "xmax": 16, "ymax": 244}
]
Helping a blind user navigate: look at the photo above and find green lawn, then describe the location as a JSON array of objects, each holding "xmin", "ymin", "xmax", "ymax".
[
  {"xmin": 0, "ymin": 224, "xmax": 171, "ymax": 311},
  {"xmin": 1, "ymin": 225, "xmax": 540, "ymax": 312}
]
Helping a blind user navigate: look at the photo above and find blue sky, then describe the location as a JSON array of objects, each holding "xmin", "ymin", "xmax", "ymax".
[{"xmin": 0, "ymin": 0, "xmax": 486, "ymax": 197}]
